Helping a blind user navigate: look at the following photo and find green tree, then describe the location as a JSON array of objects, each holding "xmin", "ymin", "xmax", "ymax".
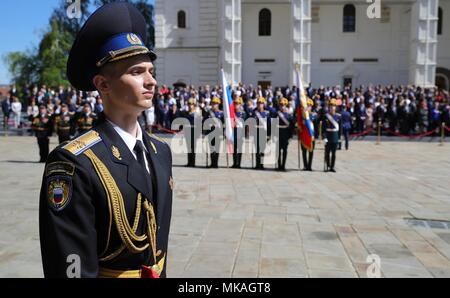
[
  {"xmin": 3, "ymin": 51, "xmax": 39, "ymax": 95},
  {"xmin": 4, "ymin": 0, "xmax": 155, "ymax": 93},
  {"xmin": 51, "ymin": 0, "xmax": 92, "ymax": 39},
  {"xmin": 37, "ymin": 20, "xmax": 73, "ymax": 87}
]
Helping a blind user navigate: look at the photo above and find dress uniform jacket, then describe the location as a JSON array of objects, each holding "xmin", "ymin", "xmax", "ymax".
[
  {"xmin": 324, "ymin": 113, "xmax": 341, "ymax": 143},
  {"xmin": 39, "ymin": 116, "xmax": 173, "ymax": 278},
  {"xmin": 53, "ymin": 112, "xmax": 75, "ymax": 143}
]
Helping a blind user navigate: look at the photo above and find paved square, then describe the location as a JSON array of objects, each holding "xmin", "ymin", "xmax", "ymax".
[{"xmin": 0, "ymin": 135, "xmax": 449, "ymax": 277}]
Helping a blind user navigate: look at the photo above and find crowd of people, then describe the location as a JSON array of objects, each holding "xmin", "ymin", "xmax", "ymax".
[
  {"xmin": 2, "ymin": 83, "xmax": 450, "ymax": 135},
  {"xmin": 1, "ymin": 83, "xmax": 449, "ymax": 168},
  {"xmin": 152, "ymin": 83, "xmax": 450, "ymax": 137}
]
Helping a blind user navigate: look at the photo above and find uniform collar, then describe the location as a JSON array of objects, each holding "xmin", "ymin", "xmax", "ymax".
[{"xmin": 107, "ymin": 119, "xmax": 147, "ymax": 156}]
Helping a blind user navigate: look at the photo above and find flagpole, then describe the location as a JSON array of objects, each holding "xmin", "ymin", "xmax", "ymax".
[
  {"xmin": 226, "ymin": 136, "xmax": 229, "ymax": 168},
  {"xmin": 295, "ymin": 64, "xmax": 301, "ymax": 171},
  {"xmin": 297, "ymin": 134, "xmax": 301, "ymax": 170}
]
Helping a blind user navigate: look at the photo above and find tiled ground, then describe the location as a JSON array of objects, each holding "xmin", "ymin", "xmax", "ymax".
[{"xmin": 0, "ymin": 135, "xmax": 449, "ymax": 277}]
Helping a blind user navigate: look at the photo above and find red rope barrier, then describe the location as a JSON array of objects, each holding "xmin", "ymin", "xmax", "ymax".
[
  {"xmin": 350, "ymin": 128, "xmax": 373, "ymax": 137},
  {"xmin": 382, "ymin": 127, "xmax": 437, "ymax": 138},
  {"xmin": 445, "ymin": 125, "xmax": 450, "ymax": 133},
  {"xmin": 151, "ymin": 124, "xmax": 181, "ymax": 135}
]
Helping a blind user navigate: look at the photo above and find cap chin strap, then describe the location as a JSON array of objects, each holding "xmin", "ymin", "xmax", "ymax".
[{"xmin": 96, "ymin": 46, "xmax": 149, "ymax": 67}]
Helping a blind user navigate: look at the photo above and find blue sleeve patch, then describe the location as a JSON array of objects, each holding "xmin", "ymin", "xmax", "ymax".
[{"xmin": 47, "ymin": 175, "xmax": 73, "ymax": 212}]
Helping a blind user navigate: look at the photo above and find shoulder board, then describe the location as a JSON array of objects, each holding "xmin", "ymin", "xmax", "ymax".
[
  {"xmin": 63, "ymin": 130, "xmax": 102, "ymax": 156},
  {"xmin": 147, "ymin": 132, "xmax": 168, "ymax": 146}
]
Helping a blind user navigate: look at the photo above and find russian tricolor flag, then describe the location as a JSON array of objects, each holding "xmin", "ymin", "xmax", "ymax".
[
  {"xmin": 295, "ymin": 68, "xmax": 315, "ymax": 151},
  {"xmin": 221, "ymin": 69, "xmax": 236, "ymax": 153}
]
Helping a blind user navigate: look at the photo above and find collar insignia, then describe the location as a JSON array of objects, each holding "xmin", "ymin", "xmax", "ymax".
[{"xmin": 111, "ymin": 145, "xmax": 122, "ymax": 160}]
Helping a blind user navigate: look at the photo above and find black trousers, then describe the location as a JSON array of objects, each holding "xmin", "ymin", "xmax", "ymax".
[
  {"xmin": 255, "ymin": 129, "xmax": 267, "ymax": 169},
  {"xmin": 185, "ymin": 129, "xmax": 196, "ymax": 167},
  {"xmin": 277, "ymin": 136, "xmax": 290, "ymax": 170},
  {"xmin": 301, "ymin": 141, "xmax": 315, "ymax": 170},
  {"xmin": 232, "ymin": 128, "xmax": 243, "ymax": 168},
  {"xmin": 343, "ymin": 128, "xmax": 350, "ymax": 150},
  {"xmin": 37, "ymin": 137, "xmax": 50, "ymax": 162},
  {"xmin": 325, "ymin": 142, "xmax": 338, "ymax": 170},
  {"xmin": 208, "ymin": 132, "xmax": 221, "ymax": 168}
]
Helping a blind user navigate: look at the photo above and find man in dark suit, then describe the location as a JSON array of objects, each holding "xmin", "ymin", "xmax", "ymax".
[
  {"xmin": 39, "ymin": 2, "xmax": 173, "ymax": 278},
  {"xmin": 2, "ymin": 96, "xmax": 11, "ymax": 130}
]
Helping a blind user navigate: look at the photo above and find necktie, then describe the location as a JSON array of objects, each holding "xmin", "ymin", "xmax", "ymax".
[{"xmin": 134, "ymin": 140, "xmax": 147, "ymax": 173}]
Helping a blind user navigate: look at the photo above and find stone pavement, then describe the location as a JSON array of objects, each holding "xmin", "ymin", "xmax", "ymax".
[{"xmin": 0, "ymin": 135, "xmax": 449, "ymax": 277}]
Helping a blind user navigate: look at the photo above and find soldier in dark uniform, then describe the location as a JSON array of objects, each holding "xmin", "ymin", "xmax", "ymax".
[
  {"xmin": 341, "ymin": 104, "xmax": 352, "ymax": 150},
  {"xmin": 75, "ymin": 102, "xmax": 97, "ymax": 135},
  {"xmin": 39, "ymin": 2, "xmax": 172, "ymax": 278},
  {"xmin": 301, "ymin": 98, "xmax": 315, "ymax": 171},
  {"xmin": 231, "ymin": 97, "xmax": 245, "ymax": 168},
  {"xmin": 205, "ymin": 97, "xmax": 224, "ymax": 168},
  {"xmin": 276, "ymin": 98, "xmax": 294, "ymax": 171},
  {"xmin": 324, "ymin": 99, "xmax": 341, "ymax": 172},
  {"xmin": 53, "ymin": 103, "xmax": 74, "ymax": 144},
  {"xmin": 32, "ymin": 105, "xmax": 53, "ymax": 163},
  {"xmin": 182, "ymin": 98, "xmax": 201, "ymax": 167},
  {"xmin": 253, "ymin": 97, "xmax": 271, "ymax": 170}
]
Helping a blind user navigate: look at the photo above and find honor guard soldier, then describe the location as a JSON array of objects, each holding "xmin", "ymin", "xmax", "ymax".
[
  {"xmin": 39, "ymin": 2, "xmax": 173, "ymax": 278},
  {"xmin": 324, "ymin": 98, "xmax": 341, "ymax": 172},
  {"xmin": 206, "ymin": 97, "xmax": 224, "ymax": 168},
  {"xmin": 76, "ymin": 102, "xmax": 97, "ymax": 135},
  {"xmin": 32, "ymin": 105, "xmax": 53, "ymax": 163},
  {"xmin": 231, "ymin": 97, "xmax": 246, "ymax": 168},
  {"xmin": 253, "ymin": 97, "xmax": 271, "ymax": 170},
  {"xmin": 276, "ymin": 98, "xmax": 294, "ymax": 171},
  {"xmin": 302, "ymin": 98, "xmax": 316, "ymax": 171},
  {"xmin": 53, "ymin": 103, "xmax": 74, "ymax": 144},
  {"xmin": 182, "ymin": 97, "xmax": 201, "ymax": 167}
]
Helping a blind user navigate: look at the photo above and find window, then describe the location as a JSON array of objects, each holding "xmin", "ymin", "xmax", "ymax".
[
  {"xmin": 259, "ymin": 8, "xmax": 271, "ymax": 36},
  {"xmin": 438, "ymin": 7, "xmax": 443, "ymax": 35},
  {"xmin": 343, "ymin": 4, "xmax": 356, "ymax": 32},
  {"xmin": 343, "ymin": 78, "xmax": 352, "ymax": 88},
  {"xmin": 177, "ymin": 10, "xmax": 186, "ymax": 29}
]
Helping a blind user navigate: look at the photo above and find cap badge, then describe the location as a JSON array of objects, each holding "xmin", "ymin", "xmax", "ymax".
[{"xmin": 127, "ymin": 33, "xmax": 142, "ymax": 45}]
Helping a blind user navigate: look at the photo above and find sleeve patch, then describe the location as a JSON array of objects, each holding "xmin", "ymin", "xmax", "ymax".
[
  {"xmin": 46, "ymin": 162, "xmax": 75, "ymax": 177},
  {"xmin": 47, "ymin": 176, "xmax": 73, "ymax": 212}
]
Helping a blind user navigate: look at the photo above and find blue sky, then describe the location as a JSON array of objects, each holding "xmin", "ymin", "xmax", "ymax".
[{"xmin": 0, "ymin": 0, "xmax": 154, "ymax": 85}]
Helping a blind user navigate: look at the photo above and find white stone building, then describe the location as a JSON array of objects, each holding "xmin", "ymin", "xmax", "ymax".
[{"xmin": 154, "ymin": 0, "xmax": 450, "ymax": 90}]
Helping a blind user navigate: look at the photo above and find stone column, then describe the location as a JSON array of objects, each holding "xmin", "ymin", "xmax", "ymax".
[
  {"xmin": 409, "ymin": 0, "xmax": 439, "ymax": 87},
  {"xmin": 291, "ymin": 0, "xmax": 312, "ymax": 86},
  {"xmin": 221, "ymin": 0, "xmax": 242, "ymax": 85}
]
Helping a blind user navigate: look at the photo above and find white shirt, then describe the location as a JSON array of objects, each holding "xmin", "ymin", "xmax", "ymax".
[
  {"xmin": 145, "ymin": 107, "xmax": 155, "ymax": 126},
  {"xmin": 11, "ymin": 102, "xmax": 22, "ymax": 114},
  {"xmin": 108, "ymin": 119, "xmax": 150, "ymax": 173}
]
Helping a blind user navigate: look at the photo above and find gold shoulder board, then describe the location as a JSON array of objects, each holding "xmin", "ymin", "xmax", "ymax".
[
  {"xmin": 63, "ymin": 130, "xmax": 102, "ymax": 156},
  {"xmin": 147, "ymin": 132, "xmax": 167, "ymax": 146}
]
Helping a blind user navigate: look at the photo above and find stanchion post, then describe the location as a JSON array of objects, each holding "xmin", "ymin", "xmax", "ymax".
[
  {"xmin": 440, "ymin": 122, "xmax": 445, "ymax": 146},
  {"xmin": 318, "ymin": 121, "xmax": 322, "ymax": 144},
  {"xmin": 376, "ymin": 120, "xmax": 381, "ymax": 145}
]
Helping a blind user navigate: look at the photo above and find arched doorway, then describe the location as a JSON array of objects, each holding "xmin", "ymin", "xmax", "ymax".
[{"xmin": 436, "ymin": 67, "xmax": 450, "ymax": 91}]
